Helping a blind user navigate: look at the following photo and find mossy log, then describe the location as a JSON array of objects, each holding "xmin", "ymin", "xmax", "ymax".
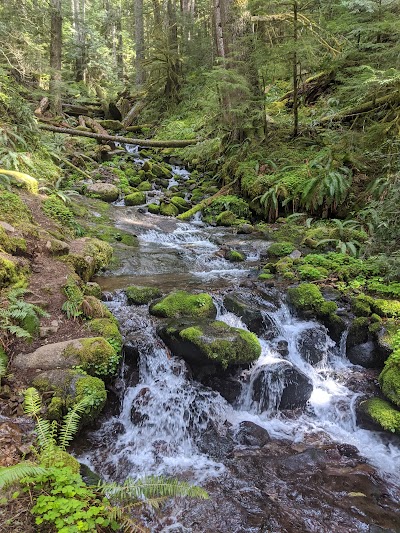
[
  {"xmin": 122, "ymin": 99, "xmax": 148, "ymax": 128},
  {"xmin": 83, "ymin": 116, "xmax": 109, "ymax": 137},
  {"xmin": 281, "ymin": 71, "xmax": 336, "ymax": 105},
  {"xmin": 177, "ymin": 182, "xmax": 236, "ymax": 220},
  {"xmin": 39, "ymin": 123, "xmax": 198, "ymax": 148},
  {"xmin": 319, "ymin": 92, "xmax": 400, "ymax": 123}
]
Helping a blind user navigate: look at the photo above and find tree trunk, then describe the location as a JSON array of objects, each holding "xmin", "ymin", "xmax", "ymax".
[
  {"xmin": 49, "ymin": 0, "xmax": 62, "ymax": 115},
  {"xmin": 39, "ymin": 123, "xmax": 198, "ymax": 147},
  {"xmin": 214, "ymin": 0, "xmax": 225, "ymax": 58},
  {"xmin": 72, "ymin": 0, "xmax": 86, "ymax": 82},
  {"xmin": 134, "ymin": 0, "xmax": 145, "ymax": 88},
  {"xmin": 121, "ymin": 98, "xmax": 148, "ymax": 128},
  {"xmin": 292, "ymin": 1, "xmax": 299, "ymax": 137}
]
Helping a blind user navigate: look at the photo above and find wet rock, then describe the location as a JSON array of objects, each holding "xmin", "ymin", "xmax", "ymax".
[
  {"xmin": 347, "ymin": 317, "xmax": 370, "ymax": 349},
  {"xmin": 223, "ymin": 295, "xmax": 279, "ymax": 339},
  {"xmin": 236, "ymin": 224, "xmax": 253, "ymax": 234},
  {"xmin": 130, "ymin": 387, "xmax": 151, "ymax": 425},
  {"xmin": 252, "ymin": 361, "xmax": 313, "ymax": 411},
  {"xmin": 347, "ymin": 340, "xmax": 386, "ymax": 368},
  {"xmin": 289, "ymin": 249, "xmax": 302, "ymax": 259},
  {"xmin": 202, "ymin": 375, "xmax": 242, "ymax": 404},
  {"xmin": 296, "ymin": 327, "xmax": 328, "ymax": 365},
  {"xmin": 197, "ymin": 421, "xmax": 235, "ymax": 460},
  {"xmin": 275, "ymin": 340, "xmax": 289, "ymax": 357},
  {"xmin": 235, "ymin": 421, "xmax": 270, "ymax": 447}
]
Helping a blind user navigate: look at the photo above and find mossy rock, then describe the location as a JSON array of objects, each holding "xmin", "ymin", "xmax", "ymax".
[
  {"xmin": 33, "ymin": 369, "xmax": 107, "ymax": 426},
  {"xmin": 160, "ymin": 202, "xmax": 179, "ymax": 217},
  {"xmin": 84, "ymin": 282, "xmax": 102, "ymax": 299},
  {"xmin": 128, "ymin": 175, "xmax": 143, "ymax": 187},
  {"xmin": 64, "ymin": 238, "xmax": 112, "ymax": 282},
  {"xmin": 0, "ymin": 252, "xmax": 23, "ymax": 289},
  {"xmin": 98, "ymin": 120, "xmax": 123, "ymax": 131},
  {"xmin": 152, "ymin": 163, "xmax": 172, "ymax": 178},
  {"xmin": 86, "ymin": 182, "xmax": 119, "ymax": 203},
  {"xmin": 150, "ymin": 290, "xmax": 216, "ymax": 319},
  {"xmin": 268, "ymin": 242, "xmax": 296, "ymax": 257},
  {"xmin": 159, "ymin": 319, "xmax": 261, "ymax": 369},
  {"xmin": 63, "ymin": 337, "xmax": 120, "ymax": 377},
  {"xmin": 89, "ymin": 318, "xmax": 122, "ymax": 352},
  {"xmin": 171, "ymin": 197, "xmax": 190, "ymax": 213},
  {"xmin": 226, "ymin": 250, "xmax": 245, "ymax": 262},
  {"xmin": 0, "ymin": 191, "xmax": 32, "ymax": 227},
  {"xmin": 137, "ymin": 180, "xmax": 152, "ymax": 191},
  {"xmin": 371, "ymin": 299, "xmax": 400, "ymax": 318},
  {"xmin": 287, "ymin": 283, "xmax": 325, "ymax": 314},
  {"xmin": 379, "ymin": 355, "xmax": 400, "ymax": 408},
  {"xmin": 147, "ymin": 203, "xmax": 160, "ymax": 214},
  {"xmin": 40, "ymin": 449, "xmax": 81, "ymax": 472},
  {"xmin": 125, "ymin": 285, "xmax": 162, "ymax": 305},
  {"xmin": 0, "ymin": 226, "xmax": 26, "ymax": 255},
  {"xmin": 125, "ymin": 192, "xmax": 146, "ymax": 206},
  {"xmin": 360, "ymin": 398, "xmax": 400, "ymax": 434},
  {"xmin": 216, "ymin": 210, "xmax": 237, "ymax": 226}
]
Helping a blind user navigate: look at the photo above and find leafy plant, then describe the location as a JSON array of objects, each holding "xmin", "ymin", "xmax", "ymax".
[
  {"xmin": 0, "ymin": 288, "xmax": 49, "ymax": 351},
  {"xmin": 0, "ymin": 388, "xmax": 208, "ymax": 533}
]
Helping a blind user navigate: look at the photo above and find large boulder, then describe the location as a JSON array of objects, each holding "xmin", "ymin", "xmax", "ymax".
[
  {"xmin": 347, "ymin": 341, "xmax": 386, "ymax": 368},
  {"xmin": 223, "ymin": 295, "xmax": 279, "ymax": 339},
  {"xmin": 159, "ymin": 319, "xmax": 261, "ymax": 369},
  {"xmin": 296, "ymin": 327, "xmax": 328, "ymax": 366},
  {"xmin": 252, "ymin": 360, "xmax": 313, "ymax": 411},
  {"xmin": 13, "ymin": 337, "xmax": 119, "ymax": 378},
  {"xmin": 65, "ymin": 237, "xmax": 113, "ymax": 281},
  {"xmin": 86, "ymin": 182, "xmax": 119, "ymax": 203},
  {"xmin": 234, "ymin": 421, "xmax": 271, "ymax": 447}
]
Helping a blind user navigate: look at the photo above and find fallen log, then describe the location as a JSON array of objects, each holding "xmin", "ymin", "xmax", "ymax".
[
  {"xmin": 126, "ymin": 124, "xmax": 152, "ymax": 132},
  {"xmin": 122, "ymin": 99, "xmax": 147, "ymax": 128},
  {"xmin": 39, "ymin": 123, "xmax": 198, "ymax": 148},
  {"xmin": 34, "ymin": 97, "xmax": 50, "ymax": 116},
  {"xmin": 83, "ymin": 116, "xmax": 110, "ymax": 137},
  {"xmin": 319, "ymin": 92, "xmax": 400, "ymax": 123},
  {"xmin": 281, "ymin": 71, "xmax": 335, "ymax": 106}
]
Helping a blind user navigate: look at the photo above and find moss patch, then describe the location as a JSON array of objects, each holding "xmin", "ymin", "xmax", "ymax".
[
  {"xmin": 150, "ymin": 290, "xmax": 216, "ymax": 319},
  {"xmin": 63, "ymin": 337, "xmax": 119, "ymax": 377},
  {"xmin": 89, "ymin": 318, "xmax": 123, "ymax": 352},
  {"xmin": 361, "ymin": 398, "xmax": 400, "ymax": 434},
  {"xmin": 125, "ymin": 192, "xmax": 146, "ymax": 205},
  {"xmin": 268, "ymin": 242, "xmax": 296, "ymax": 257},
  {"xmin": 125, "ymin": 285, "xmax": 162, "ymax": 305},
  {"xmin": 0, "ymin": 191, "xmax": 32, "ymax": 227}
]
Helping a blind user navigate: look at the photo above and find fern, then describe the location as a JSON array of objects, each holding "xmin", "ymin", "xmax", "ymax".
[
  {"xmin": 0, "ymin": 462, "xmax": 47, "ymax": 489},
  {"xmin": 58, "ymin": 396, "xmax": 94, "ymax": 450}
]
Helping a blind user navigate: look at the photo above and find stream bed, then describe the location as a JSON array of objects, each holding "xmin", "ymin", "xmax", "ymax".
[{"xmin": 76, "ymin": 161, "xmax": 400, "ymax": 532}]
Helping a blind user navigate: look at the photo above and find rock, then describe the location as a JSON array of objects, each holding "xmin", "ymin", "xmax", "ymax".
[
  {"xmin": 296, "ymin": 327, "xmax": 328, "ymax": 365},
  {"xmin": 39, "ymin": 321, "xmax": 59, "ymax": 338},
  {"xmin": 159, "ymin": 319, "xmax": 261, "ymax": 369},
  {"xmin": 237, "ymin": 224, "xmax": 253, "ymax": 234},
  {"xmin": 160, "ymin": 202, "xmax": 179, "ymax": 217},
  {"xmin": 125, "ymin": 191, "xmax": 146, "ymax": 206},
  {"xmin": 289, "ymin": 249, "xmax": 302, "ymax": 259},
  {"xmin": 223, "ymin": 295, "xmax": 279, "ymax": 339},
  {"xmin": 0, "ymin": 221, "xmax": 16, "ymax": 233},
  {"xmin": 86, "ymin": 182, "xmax": 119, "ymax": 202},
  {"xmin": 84, "ymin": 282, "xmax": 103, "ymax": 299},
  {"xmin": 276, "ymin": 340, "xmax": 289, "ymax": 357},
  {"xmin": 252, "ymin": 361, "xmax": 313, "ymax": 411},
  {"xmin": 347, "ymin": 341, "xmax": 386, "ymax": 368},
  {"xmin": 357, "ymin": 398, "xmax": 400, "ymax": 434},
  {"xmin": 66, "ymin": 238, "xmax": 113, "ymax": 281},
  {"xmin": 202, "ymin": 375, "xmax": 242, "ymax": 404},
  {"xmin": 13, "ymin": 337, "xmax": 118, "ymax": 378},
  {"xmin": 45, "ymin": 238, "xmax": 70, "ymax": 256},
  {"xmin": 150, "ymin": 290, "xmax": 216, "ymax": 319},
  {"xmin": 125, "ymin": 285, "xmax": 162, "ymax": 305},
  {"xmin": 235, "ymin": 421, "xmax": 270, "ymax": 447},
  {"xmin": 130, "ymin": 387, "xmax": 152, "ymax": 425},
  {"xmin": 347, "ymin": 317, "xmax": 370, "ymax": 349},
  {"xmin": 197, "ymin": 420, "xmax": 235, "ymax": 460},
  {"xmin": 32, "ymin": 368, "xmax": 107, "ymax": 425}
]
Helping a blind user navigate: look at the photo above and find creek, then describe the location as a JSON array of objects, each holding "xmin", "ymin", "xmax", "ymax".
[{"xmin": 76, "ymin": 151, "xmax": 400, "ymax": 532}]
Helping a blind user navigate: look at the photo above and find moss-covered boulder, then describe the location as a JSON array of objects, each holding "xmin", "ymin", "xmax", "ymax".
[
  {"xmin": 125, "ymin": 192, "xmax": 146, "ymax": 206},
  {"xmin": 216, "ymin": 210, "xmax": 237, "ymax": 226},
  {"xmin": 125, "ymin": 285, "xmax": 162, "ymax": 305},
  {"xmin": 0, "ymin": 252, "xmax": 23, "ymax": 288},
  {"xmin": 160, "ymin": 202, "xmax": 179, "ymax": 217},
  {"xmin": 159, "ymin": 319, "xmax": 261, "ymax": 369},
  {"xmin": 152, "ymin": 162, "xmax": 172, "ymax": 178},
  {"xmin": 225, "ymin": 250, "xmax": 245, "ymax": 262},
  {"xmin": 84, "ymin": 282, "xmax": 102, "ymax": 299},
  {"xmin": 32, "ymin": 369, "xmax": 107, "ymax": 425},
  {"xmin": 147, "ymin": 203, "xmax": 160, "ymax": 214},
  {"xmin": 14, "ymin": 337, "xmax": 119, "ymax": 378},
  {"xmin": 86, "ymin": 182, "xmax": 119, "ymax": 203},
  {"xmin": 150, "ymin": 291, "xmax": 216, "ymax": 319},
  {"xmin": 267, "ymin": 242, "xmax": 296, "ymax": 257},
  {"xmin": 359, "ymin": 398, "xmax": 400, "ymax": 434},
  {"xmin": 171, "ymin": 196, "xmax": 190, "ymax": 213},
  {"xmin": 137, "ymin": 180, "xmax": 152, "ymax": 191},
  {"xmin": 64, "ymin": 238, "xmax": 113, "ymax": 282}
]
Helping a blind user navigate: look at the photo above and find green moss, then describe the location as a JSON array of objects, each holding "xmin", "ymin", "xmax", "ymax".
[
  {"xmin": 47, "ymin": 396, "xmax": 63, "ymax": 420},
  {"xmin": 226, "ymin": 250, "xmax": 245, "ymax": 262},
  {"xmin": 297, "ymin": 264, "xmax": 328, "ymax": 281},
  {"xmin": 319, "ymin": 300, "xmax": 338, "ymax": 315},
  {"xmin": 137, "ymin": 180, "xmax": 152, "ymax": 191},
  {"xmin": 125, "ymin": 286, "xmax": 162, "ymax": 305},
  {"xmin": 216, "ymin": 211, "xmax": 237, "ymax": 226},
  {"xmin": 352, "ymin": 296, "xmax": 372, "ymax": 317},
  {"xmin": 179, "ymin": 320, "xmax": 261, "ymax": 369},
  {"xmin": 160, "ymin": 203, "xmax": 179, "ymax": 217},
  {"xmin": 84, "ymin": 282, "xmax": 102, "ymax": 299},
  {"xmin": 0, "ymin": 191, "xmax": 32, "ymax": 226},
  {"xmin": 171, "ymin": 196, "xmax": 190, "ymax": 212},
  {"xmin": 287, "ymin": 283, "xmax": 325, "ymax": 312},
  {"xmin": 258, "ymin": 273, "xmax": 274, "ymax": 280},
  {"xmin": 125, "ymin": 192, "xmax": 146, "ymax": 206},
  {"xmin": 268, "ymin": 242, "xmax": 296, "ymax": 257},
  {"xmin": 0, "ymin": 254, "xmax": 20, "ymax": 288},
  {"xmin": 379, "ymin": 334, "xmax": 400, "ymax": 407},
  {"xmin": 203, "ymin": 195, "xmax": 250, "ymax": 222},
  {"xmin": 371, "ymin": 299, "xmax": 400, "ymax": 318},
  {"xmin": 40, "ymin": 449, "xmax": 80, "ymax": 472},
  {"xmin": 150, "ymin": 290, "xmax": 216, "ymax": 318},
  {"xmin": 89, "ymin": 318, "xmax": 123, "ymax": 352},
  {"xmin": 128, "ymin": 175, "xmax": 143, "ymax": 187},
  {"xmin": 65, "ymin": 238, "xmax": 113, "ymax": 282},
  {"xmin": 148, "ymin": 203, "xmax": 160, "ymax": 214},
  {"xmin": 0, "ymin": 227, "xmax": 26, "ymax": 255},
  {"xmin": 63, "ymin": 337, "xmax": 119, "ymax": 377},
  {"xmin": 362, "ymin": 398, "xmax": 400, "ymax": 434},
  {"xmin": 42, "ymin": 195, "xmax": 81, "ymax": 235},
  {"xmin": 66, "ymin": 374, "xmax": 107, "ymax": 423}
]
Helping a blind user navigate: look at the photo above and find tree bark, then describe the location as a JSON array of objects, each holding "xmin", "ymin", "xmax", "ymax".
[
  {"xmin": 39, "ymin": 123, "xmax": 198, "ymax": 147},
  {"xmin": 292, "ymin": 1, "xmax": 299, "ymax": 137},
  {"xmin": 72, "ymin": 0, "xmax": 86, "ymax": 82},
  {"xmin": 49, "ymin": 0, "xmax": 62, "ymax": 115},
  {"xmin": 34, "ymin": 97, "xmax": 50, "ymax": 116},
  {"xmin": 121, "ymin": 98, "xmax": 147, "ymax": 128},
  {"xmin": 214, "ymin": 0, "xmax": 225, "ymax": 58},
  {"xmin": 134, "ymin": 0, "xmax": 145, "ymax": 88}
]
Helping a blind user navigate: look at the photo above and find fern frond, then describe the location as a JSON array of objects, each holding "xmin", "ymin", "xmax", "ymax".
[
  {"xmin": 102, "ymin": 476, "xmax": 209, "ymax": 504},
  {"xmin": 58, "ymin": 396, "xmax": 93, "ymax": 450},
  {"xmin": 106, "ymin": 506, "xmax": 149, "ymax": 533},
  {"xmin": 35, "ymin": 418, "xmax": 57, "ymax": 450},
  {"xmin": 23, "ymin": 387, "xmax": 42, "ymax": 416},
  {"xmin": 0, "ymin": 462, "xmax": 48, "ymax": 488}
]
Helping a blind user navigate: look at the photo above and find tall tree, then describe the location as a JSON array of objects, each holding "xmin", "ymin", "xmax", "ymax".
[
  {"xmin": 134, "ymin": 0, "xmax": 145, "ymax": 88},
  {"xmin": 72, "ymin": 0, "xmax": 87, "ymax": 82},
  {"xmin": 50, "ymin": 0, "xmax": 62, "ymax": 114}
]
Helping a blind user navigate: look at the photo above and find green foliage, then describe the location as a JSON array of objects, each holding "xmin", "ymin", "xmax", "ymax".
[
  {"xmin": 150, "ymin": 291, "xmax": 216, "ymax": 319},
  {"xmin": 42, "ymin": 195, "xmax": 84, "ymax": 236},
  {"xmin": 203, "ymin": 195, "xmax": 250, "ymax": 222},
  {"xmin": 362, "ymin": 398, "xmax": 400, "ymax": 434},
  {"xmin": 64, "ymin": 337, "xmax": 120, "ymax": 378},
  {"xmin": 268, "ymin": 242, "xmax": 295, "ymax": 257},
  {"xmin": 0, "ymin": 191, "xmax": 32, "ymax": 226},
  {"xmin": 0, "ymin": 288, "xmax": 48, "ymax": 351}
]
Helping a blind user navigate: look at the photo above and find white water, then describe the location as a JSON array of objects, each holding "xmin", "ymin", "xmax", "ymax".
[{"xmin": 81, "ymin": 150, "xmax": 400, "ymax": 487}]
